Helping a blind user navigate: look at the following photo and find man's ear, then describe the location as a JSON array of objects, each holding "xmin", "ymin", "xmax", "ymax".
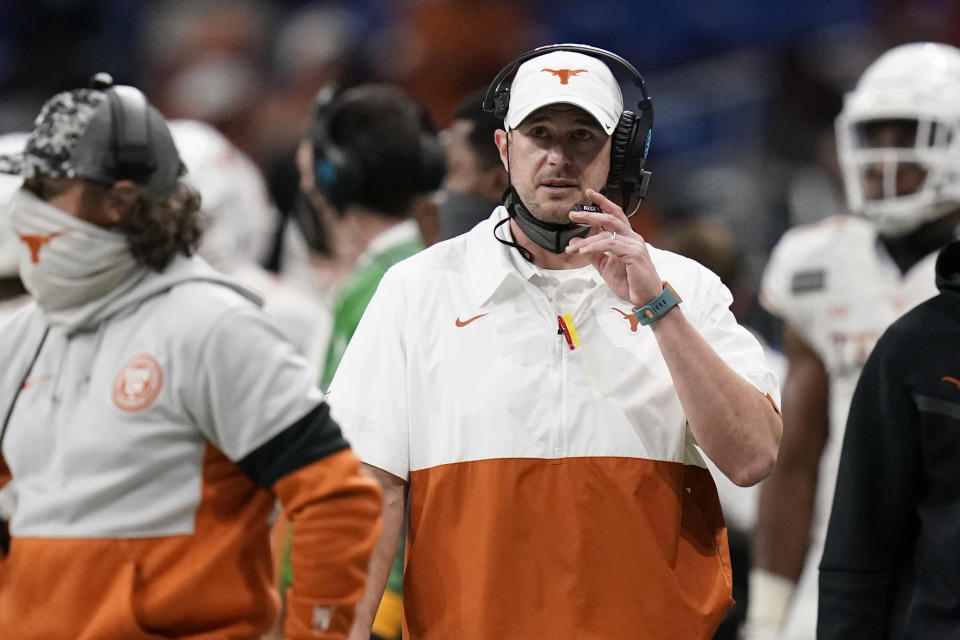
[
  {"xmin": 494, "ymin": 129, "xmax": 509, "ymax": 172},
  {"xmin": 104, "ymin": 180, "xmax": 141, "ymax": 225},
  {"xmin": 296, "ymin": 138, "xmax": 316, "ymax": 193}
]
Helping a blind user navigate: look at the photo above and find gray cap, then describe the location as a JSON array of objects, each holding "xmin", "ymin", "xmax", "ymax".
[{"xmin": 0, "ymin": 77, "xmax": 185, "ymax": 197}]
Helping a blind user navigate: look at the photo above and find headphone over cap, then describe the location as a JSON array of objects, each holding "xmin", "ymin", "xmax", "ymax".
[
  {"xmin": 484, "ymin": 43, "xmax": 654, "ymax": 215},
  {"xmin": 503, "ymin": 50, "xmax": 625, "ymax": 135},
  {"xmin": 0, "ymin": 73, "xmax": 185, "ymax": 198}
]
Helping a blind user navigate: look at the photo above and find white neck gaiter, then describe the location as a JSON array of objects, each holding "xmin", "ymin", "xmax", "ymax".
[{"xmin": 9, "ymin": 188, "xmax": 141, "ymax": 315}]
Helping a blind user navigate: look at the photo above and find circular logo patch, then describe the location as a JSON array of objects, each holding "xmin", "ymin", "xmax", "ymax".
[{"xmin": 112, "ymin": 353, "xmax": 163, "ymax": 412}]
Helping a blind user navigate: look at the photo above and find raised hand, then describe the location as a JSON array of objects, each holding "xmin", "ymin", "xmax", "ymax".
[{"xmin": 566, "ymin": 189, "xmax": 662, "ymax": 306}]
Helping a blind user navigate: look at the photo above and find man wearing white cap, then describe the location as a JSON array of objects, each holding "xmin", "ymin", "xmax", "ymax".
[{"xmin": 328, "ymin": 44, "xmax": 782, "ymax": 640}]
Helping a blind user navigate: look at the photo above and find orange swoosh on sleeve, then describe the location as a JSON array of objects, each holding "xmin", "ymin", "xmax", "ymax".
[{"xmin": 942, "ymin": 376, "xmax": 960, "ymax": 389}]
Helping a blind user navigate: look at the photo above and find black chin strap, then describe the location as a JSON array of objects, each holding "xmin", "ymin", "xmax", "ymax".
[
  {"xmin": 494, "ymin": 137, "xmax": 535, "ymax": 263},
  {"xmin": 493, "ymin": 201, "xmax": 533, "ymax": 263}
]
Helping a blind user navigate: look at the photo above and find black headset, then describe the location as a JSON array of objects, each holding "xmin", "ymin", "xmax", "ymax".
[
  {"xmin": 309, "ymin": 85, "xmax": 446, "ymax": 212},
  {"xmin": 97, "ymin": 75, "xmax": 157, "ymax": 180},
  {"xmin": 82, "ymin": 72, "xmax": 183, "ymax": 195},
  {"xmin": 483, "ymin": 44, "xmax": 654, "ymax": 214}
]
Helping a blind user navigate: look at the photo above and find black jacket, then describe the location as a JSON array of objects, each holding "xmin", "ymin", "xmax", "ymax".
[{"xmin": 818, "ymin": 239, "xmax": 960, "ymax": 638}]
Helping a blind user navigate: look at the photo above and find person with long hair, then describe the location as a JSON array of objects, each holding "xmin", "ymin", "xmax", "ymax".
[{"xmin": 0, "ymin": 75, "xmax": 382, "ymax": 640}]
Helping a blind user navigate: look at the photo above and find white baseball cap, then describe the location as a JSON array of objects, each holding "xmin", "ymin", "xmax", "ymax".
[{"xmin": 504, "ymin": 49, "xmax": 623, "ymax": 135}]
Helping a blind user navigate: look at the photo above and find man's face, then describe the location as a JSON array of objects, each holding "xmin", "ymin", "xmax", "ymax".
[
  {"xmin": 495, "ymin": 104, "xmax": 611, "ymax": 224},
  {"xmin": 443, "ymin": 120, "xmax": 482, "ymax": 194},
  {"xmin": 443, "ymin": 120, "xmax": 504, "ymax": 201},
  {"xmin": 858, "ymin": 119, "xmax": 928, "ymax": 199}
]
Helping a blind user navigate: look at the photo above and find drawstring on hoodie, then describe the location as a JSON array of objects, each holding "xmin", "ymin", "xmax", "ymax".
[
  {"xmin": 50, "ymin": 333, "xmax": 69, "ymax": 405},
  {"xmin": 0, "ymin": 326, "xmax": 50, "ymax": 449},
  {"xmin": 85, "ymin": 323, "xmax": 108, "ymax": 388},
  {"xmin": 48, "ymin": 322, "xmax": 105, "ymax": 404}
]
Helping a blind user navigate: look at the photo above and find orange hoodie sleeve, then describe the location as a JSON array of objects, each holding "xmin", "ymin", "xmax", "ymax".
[{"xmin": 273, "ymin": 448, "xmax": 383, "ymax": 640}]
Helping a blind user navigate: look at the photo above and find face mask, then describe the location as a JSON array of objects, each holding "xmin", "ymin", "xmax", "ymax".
[
  {"xmin": 436, "ymin": 190, "xmax": 501, "ymax": 241},
  {"xmin": 9, "ymin": 187, "xmax": 139, "ymax": 312},
  {"xmin": 503, "ymin": 187, "xmax": 590, "ymax": 254}
]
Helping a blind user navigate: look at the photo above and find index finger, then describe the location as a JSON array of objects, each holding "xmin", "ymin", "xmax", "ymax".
[
  {"xmin": 587, "ymin": 189, "xmax": 630, "ymax": 224},
  {"xmin": 568, "ymin": 189, "xmax": 630, "ymax": 232}
]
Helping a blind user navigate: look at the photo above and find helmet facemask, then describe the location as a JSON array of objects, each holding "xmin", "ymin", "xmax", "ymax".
[{"xmin": 837, "ymin": 114, "xmax": 960, "ymax": 236}]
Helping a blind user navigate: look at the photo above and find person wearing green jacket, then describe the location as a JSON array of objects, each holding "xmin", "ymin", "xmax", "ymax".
[{"xmin": 282, "ymin": 83, "xmax": 445, "ymax": 640}]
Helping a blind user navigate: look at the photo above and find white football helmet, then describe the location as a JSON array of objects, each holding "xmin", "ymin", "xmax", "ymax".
[
  {"xmin": 168, "ymin": 120, "xmax": 278, "ymax": 271},
  {"xmin": 836, "ymin": 42, "xmax": 960, "ymax": 236},
  {"xmin": 0, "ymin": 132, "xmax": 29, "ymax": 278}
]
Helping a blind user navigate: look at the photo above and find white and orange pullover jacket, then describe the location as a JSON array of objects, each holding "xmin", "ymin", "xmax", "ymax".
[
  {"xmin": 328, "ymin": 209, "xmax": 781, "ymax": 640},
  {"xmin": 0, "ymin": 255, "xmax": 382, "ymax": 640}
]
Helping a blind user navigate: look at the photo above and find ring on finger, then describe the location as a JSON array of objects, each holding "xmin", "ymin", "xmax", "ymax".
[{"xmin": 611, "ymin": 231, "xmax": 617, "ymax": 241}]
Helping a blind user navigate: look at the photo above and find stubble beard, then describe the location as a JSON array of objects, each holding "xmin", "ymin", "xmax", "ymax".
[{"xmin": 521, "ymin": 187, "xmax": 588, "ymax": 225}]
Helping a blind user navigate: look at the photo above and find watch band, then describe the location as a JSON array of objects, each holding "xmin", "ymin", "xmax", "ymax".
[{"xmin": 632, "ymin": 282, "xmax": 681, "ymax": 326}]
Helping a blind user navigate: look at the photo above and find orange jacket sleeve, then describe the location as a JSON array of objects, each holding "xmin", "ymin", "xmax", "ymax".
[{"xmin": 273, "ymin": 448, "xmax": 383, "ymax": 639}]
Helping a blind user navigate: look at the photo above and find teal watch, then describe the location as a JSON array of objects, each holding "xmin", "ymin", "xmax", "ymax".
[{"xmin": 633, "ymin": 282, "xmax": 682, "ymax": 326}]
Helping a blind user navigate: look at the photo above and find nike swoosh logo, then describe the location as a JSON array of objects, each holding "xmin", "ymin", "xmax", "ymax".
[
  {"xmin": 942, "ymin": 376, "xmax": 960, "ymax": 389},
  {"xmin": 455, "ymin": 313, "xmax": 487, "ymax": 327},
  {"xmin": 21, "ymin": 375, "xmax": 51, "ymax": 390}
]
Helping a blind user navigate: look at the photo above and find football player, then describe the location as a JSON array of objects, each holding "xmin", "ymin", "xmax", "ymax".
[{"xmin": 744, "ymin": 42, "xmax": 960, "ymax": 639}]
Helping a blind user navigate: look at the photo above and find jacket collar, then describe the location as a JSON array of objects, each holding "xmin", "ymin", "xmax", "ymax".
[
  {"xmin": 935, "ymin": 239, "xmax": 960, "ymax": 295},
  {"xmin": 464, "ymin": 206, "xmax": 601, "ymax": 307},
  {"xmin": 465, "ymin": 206, "xmax": 533, "ymax": 307}
]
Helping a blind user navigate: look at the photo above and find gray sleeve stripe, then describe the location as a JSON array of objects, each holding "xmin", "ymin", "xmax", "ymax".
[{"xmin": 914, "ymin": 394, "xmax": 960, "ymax": 421}]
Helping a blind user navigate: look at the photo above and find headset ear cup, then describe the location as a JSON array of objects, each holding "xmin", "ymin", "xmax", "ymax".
[
  {"xmin": 607, "ymin": 110, "xmax": 636, "ymax": 194},
  {"xmin": 309, "ymin": 86, "xmax": 363, "ymax": 212},
  {"xmin": 313, "ymin": 143, "xmax": 361, "ymax": 213},
  {"xmin": 312, "ymin": 147, "xmax": 340, "ymax": 207},
  {"xmin": 494, "ymin": 88, "xmax": 510, "ymax": 120},
  {"xmin": 107, "ymin": 87, "xmax": 155, "ymax": 178}
]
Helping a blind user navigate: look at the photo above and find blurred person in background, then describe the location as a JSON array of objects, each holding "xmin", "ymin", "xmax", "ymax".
[
  {"xmin": 744, "ymin": 42, "xmax": 960, "ymax": 640},
  {"xmin": 0, "ymin": 133, "xmax": 30, "ymax": 325},
  {"xmin": 277, "ymin": 83, "xmax": 444, "ymax": 640},
  {"xmin": 169, "ymin": 119, "xmax": 276, "ymax": 270},
  {"xmin": 0, "ymin": 75, "xmax": 381, "ymax": 639},
  {"xmin": 170, "ymin": 118, "xmax": 333, "ymax": 368},
  {"xmin": 818, "ymin": 238, "xmax": 960, "ymax": 638},
  {"xmin": 139, "ymin": 0, "xmax": 273, "ymax": 160},
  {"xmin": 256, "ymin": 3, "xmax": 369, "ymax": 273},
  {"xmin": 330, "ymin": 43, "xmax": 781, "ymax": 640},
  {"xmin": 304, "ymin": 83, "xmax": 444, "ymax": 388},
  {"xmin": 436, "ymin": 88, "xmax": 509, "ymax": 241},
  {"xmin": 379, "ymin": 0, "xmax": 537, "ymax": 125}
]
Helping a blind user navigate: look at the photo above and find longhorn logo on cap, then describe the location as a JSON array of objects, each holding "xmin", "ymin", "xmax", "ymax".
[{"xmin": 541, "ymin": 68, "xmax": 588, "ymax": 85}]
